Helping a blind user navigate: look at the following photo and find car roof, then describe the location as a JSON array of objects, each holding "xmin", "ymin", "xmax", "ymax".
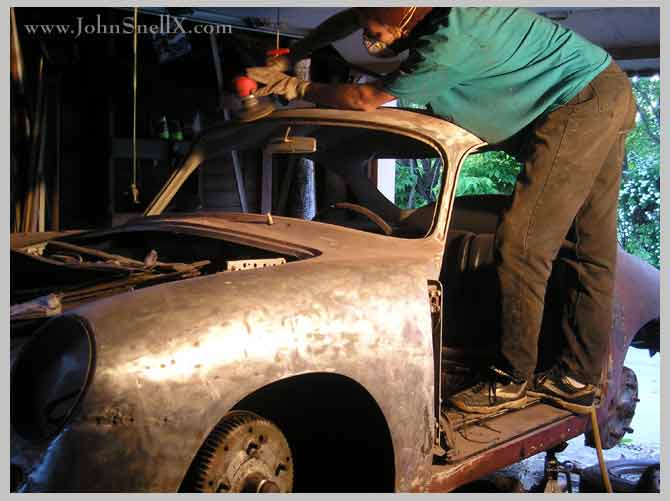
[
  {"xmin": 145, "ymin": 107, "xmax": 487, "ymax": 217},
  {"xmin": 200, "ymin": 106, "xmax": 486, "ymax": 154}
]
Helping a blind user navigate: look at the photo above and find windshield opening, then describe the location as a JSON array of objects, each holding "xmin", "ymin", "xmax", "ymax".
[{"xmin": 163, "ymin": 121, "xmax": 446, "ymax": 239}]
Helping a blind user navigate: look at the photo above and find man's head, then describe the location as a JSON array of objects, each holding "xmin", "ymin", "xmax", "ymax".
[{"xmin": 356, "ymin": 7, "xmax": 432, "ymax": 46}]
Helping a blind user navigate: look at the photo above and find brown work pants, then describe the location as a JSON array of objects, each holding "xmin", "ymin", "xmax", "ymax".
[{"xmin": 496, "ymin": 62, "xmax": 637, "ymax": 384}]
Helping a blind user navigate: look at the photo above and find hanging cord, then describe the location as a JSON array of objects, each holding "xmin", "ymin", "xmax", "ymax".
[
  {"xmin": 275, "ymin": 7, "xmax": 280, "ymax": 51},
  {"xmin": 130, "ymin": 7, "xmax": 140, "ymax": 204}
]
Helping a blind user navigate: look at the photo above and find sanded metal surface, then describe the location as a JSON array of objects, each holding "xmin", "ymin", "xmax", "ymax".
[
  {"xmin": 12, "ymin": 209, "xmax": 444, "ymax": 492},
  {"xmin": 10, "ymin": 106, "xmax": 658, "ymax": 493}
]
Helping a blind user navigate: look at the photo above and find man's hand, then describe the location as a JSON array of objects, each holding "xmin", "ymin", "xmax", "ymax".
[
  {"xmin": 246, "ymin": 67, "xmax": 311, "ymax": 101},
  {"xmin": 246, "ymin": 67, "xmax": 396, "ymax": 111}
]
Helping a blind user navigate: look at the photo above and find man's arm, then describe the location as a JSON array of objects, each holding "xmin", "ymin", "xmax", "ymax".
[
  {"xmin": 246, "ymin": 67, "xmax": 396, "ymax": 110},
  {"xmin": 303, "ymin": 81, "xmax": 396, "ymax": 111},
  {"xmin": 289, "ymin": 8, "xmax": 362, "ymax": 61}
]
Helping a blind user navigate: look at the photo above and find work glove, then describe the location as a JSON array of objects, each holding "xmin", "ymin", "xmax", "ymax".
[
  {"xmin": 246, "ymin": 67, "xmax": 311, "ymax": 101},
  {"xmin": 265, "ymin": 54, "xmax": 292, "ymax": 73}
]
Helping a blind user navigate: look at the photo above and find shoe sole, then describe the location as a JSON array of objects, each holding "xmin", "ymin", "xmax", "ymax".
[
  {"xmin": 449, "ymin": 395, "xmax": 528, "ymax": 414},
  {"xmin": 527, "ymin": 390, "xmax": 593, "ymax": 414}
]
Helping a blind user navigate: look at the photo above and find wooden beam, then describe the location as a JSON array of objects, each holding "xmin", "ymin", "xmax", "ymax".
[{"xmin": 607, "ymin": 45, "xmax": 659, "ymax": 60}]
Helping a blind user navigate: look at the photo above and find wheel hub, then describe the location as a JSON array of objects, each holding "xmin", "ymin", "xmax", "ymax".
[{"xmin": 181, "ymin": 411, "xmax": 293, "ymax": 493}]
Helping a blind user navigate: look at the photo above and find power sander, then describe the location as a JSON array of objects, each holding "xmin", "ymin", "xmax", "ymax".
[
  {"xmin": 232, "ymin": 47, "xmax": 292, "ymax": 123},
  {"xmin": 232, "ymin": 75, "xmax": 275, "ymax": 123}
]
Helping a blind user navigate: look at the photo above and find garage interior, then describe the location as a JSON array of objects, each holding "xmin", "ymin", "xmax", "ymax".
[
  {"xmin": 10, "ymin": 6, "xmax": 660, "ymax": 232},
  {"xmin": 9, "ymin": 6, "xmax": 661, "ymax": 494}
]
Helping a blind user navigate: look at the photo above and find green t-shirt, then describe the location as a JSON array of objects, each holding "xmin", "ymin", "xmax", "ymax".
[{"xmin": 382, "ymin": 7, "xmax": 611, "ymax": 144}]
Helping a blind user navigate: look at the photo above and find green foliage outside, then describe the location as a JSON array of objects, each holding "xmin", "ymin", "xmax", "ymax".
[
  {"xmin": 618, "ymin": 77, "xmax": 660, "ymax": 268},
  {"xmin": 455, "ymin": 150, "xmax": 520, "ymax": 197},
  {"xmin": 393, "ymin": 100, "xmax": 443, "ymax": 209},
  {"xmin": 394, "ymin": 77, "xmax": 660, "ymax": 268},
  {"xmin": 394, "ymin": 158, "xmax": 442, "ymax": 209}
]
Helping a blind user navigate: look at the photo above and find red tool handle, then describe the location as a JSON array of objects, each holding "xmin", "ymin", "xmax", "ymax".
[
  {"xmin": 233, "ymin": 76, "xmax": 258, "ymax": 98},
  {"xmin": 266, "ymin": 48, "xmax": 290, "ymax": 57}
]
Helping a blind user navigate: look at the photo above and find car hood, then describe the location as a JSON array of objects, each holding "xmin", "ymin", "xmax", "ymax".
[
  {"xmin": 10, "ymin": 212, "xmax": 442, "ymax": 318},
  {"xmin": 122, "ymin": 211, "xmax": 438, "ymax": 260}
]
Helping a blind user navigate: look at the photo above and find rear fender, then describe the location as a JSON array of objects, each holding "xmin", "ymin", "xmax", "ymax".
[{"xmin": 592, "ymin": 248, "xmax": 659, "ymax": 442}]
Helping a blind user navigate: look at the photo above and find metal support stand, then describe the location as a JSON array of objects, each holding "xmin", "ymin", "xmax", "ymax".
[{"xmin": 542, "ymin": 442, "xmax": 577, "ymax": 493}]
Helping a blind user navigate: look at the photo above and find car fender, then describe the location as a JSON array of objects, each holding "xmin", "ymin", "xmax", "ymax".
[
  {"xmin": 21, "ymin": 258, "xmax": 436, "ymax": 492},
  {"xmin": 593, "ymin": 247, "xmax": 660, "ymax": 442}
]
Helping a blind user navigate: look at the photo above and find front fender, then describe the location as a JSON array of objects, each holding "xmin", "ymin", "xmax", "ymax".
[{"xmin": 20, "ymin": 258, "xmax": 436, "ymax": 492}]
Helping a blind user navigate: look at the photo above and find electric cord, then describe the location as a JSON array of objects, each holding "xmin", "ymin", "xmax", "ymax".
[
  {"xmin": 568, "ymin": 404, "xmax": 614, "ymax": 492},
  {"xmin": 588, "ymin": 406, "xmax": 614, "ymax": 493}
]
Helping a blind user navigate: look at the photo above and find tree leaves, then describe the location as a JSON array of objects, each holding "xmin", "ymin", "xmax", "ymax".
[
  {"xmin": 617, "ymin": 76, "xmax": 660, "ymax": 268},
  {"xmin": 456, "ymin": 150, "xmax": 520, "ymax": 196},
  {"xmin": 631, "ymin": 76, "xmax": 660, "ymax": 145},
  {"xmin": 395, "ymin": 157, "xmax": 443, "ymax": 209}
]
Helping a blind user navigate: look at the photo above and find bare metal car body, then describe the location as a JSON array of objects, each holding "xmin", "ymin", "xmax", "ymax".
[{"xmin": 10, "ymin": 108, "xmax": 660, "ymax": 492}]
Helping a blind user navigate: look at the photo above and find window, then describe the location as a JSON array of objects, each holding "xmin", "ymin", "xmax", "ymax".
[
  {"xmin": 163, "ymin": 121, "xmax": 444, "ymax": 239},
  {"xmin": 456, "ymin": 151, "xmax": 521, "ymax": 197}
]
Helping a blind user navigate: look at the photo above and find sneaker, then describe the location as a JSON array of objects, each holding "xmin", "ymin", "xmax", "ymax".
[
  {"xmin": 528, "ymin": 366, "xmax": 597, "ymax": 413},
  {"xmin": 449, "ymin": 366, "xmax": 528, "ymax": 414}
]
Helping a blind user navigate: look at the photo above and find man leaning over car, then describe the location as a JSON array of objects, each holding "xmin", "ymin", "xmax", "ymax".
[{"xmin": 246, "ymin": 7, "xmax": 637, "ymax": 414}]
